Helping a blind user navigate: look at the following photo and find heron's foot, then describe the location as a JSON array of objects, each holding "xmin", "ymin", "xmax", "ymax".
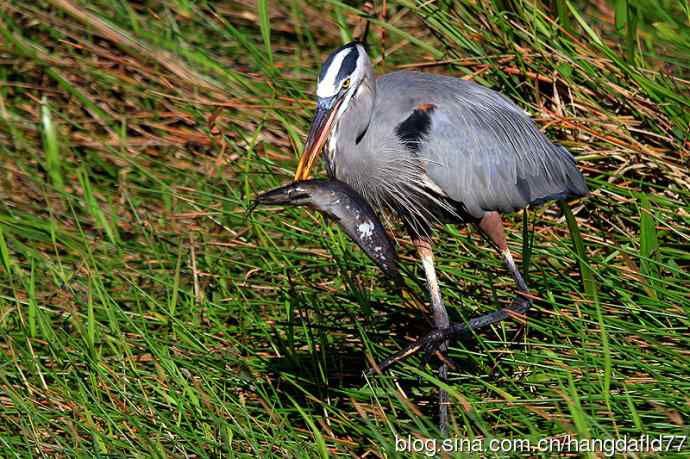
[
  {"xmin": 371, "ymin": 326, "xmax": 461, "ymax": 374},
  {"xmin": 369, "ymin": 298, "xmax": 533, "ymax": 374},
  {"xmin": 416, "ymin": 338, "xmax": 460, "ymax": 384},
  {"xmin": 418, "ymin": 331, "xmax": 455, "ymax": 370}
]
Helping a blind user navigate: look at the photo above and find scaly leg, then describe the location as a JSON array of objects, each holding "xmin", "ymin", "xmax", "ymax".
[
  {"xmin": 477, "ymin": 211, "xmax": 532, "ymax": 344},
  {"xmin": 372, "ymin": 212, "xmax": 532, "ymax": 373},
  {"xmin": 412, "ymin": 236, "xmax": 450, "ymax": 436}
]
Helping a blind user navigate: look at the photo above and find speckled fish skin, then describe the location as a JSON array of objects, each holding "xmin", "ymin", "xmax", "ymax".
[{"xmin": 255, "ymin": 179, "xmax": 401, "ymax": 282}]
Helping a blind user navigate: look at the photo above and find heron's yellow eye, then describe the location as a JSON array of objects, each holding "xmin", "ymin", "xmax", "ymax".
[{"xmin": 342, "ymin": 78, "xmax": 351, "ymax": 89}]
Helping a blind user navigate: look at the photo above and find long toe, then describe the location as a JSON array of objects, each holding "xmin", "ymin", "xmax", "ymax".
[
  {"xmin": 416, "ymin": 337, "xmax": 444, "ymax": 382},
  {"xmin": 372, "ymin": 326, "xmax": 458, "ymax": 373}
]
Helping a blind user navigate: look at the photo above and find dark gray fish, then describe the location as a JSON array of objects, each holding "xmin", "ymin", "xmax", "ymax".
[{"xmin": 253, "ymin": 179, "xmax": 400, "ymax": 282}]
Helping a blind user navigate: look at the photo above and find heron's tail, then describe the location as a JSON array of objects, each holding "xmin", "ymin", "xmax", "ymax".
[{"xmin": 527, "ymin": 144, "xmax": 589, "ymax": 206}]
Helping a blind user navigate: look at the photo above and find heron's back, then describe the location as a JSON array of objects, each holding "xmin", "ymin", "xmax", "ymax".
[{"xmin": 368, "ymin": 71, "xmax": 588, "ymax": 218}]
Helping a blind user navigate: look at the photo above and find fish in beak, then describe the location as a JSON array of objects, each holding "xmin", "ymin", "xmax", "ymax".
[
  {"xmin": 253, "ymin": 179, "xmax": 401, "ymax": 283},
  {"xmin": 294, "ymin": 96, "xmax": 343, "ymax": 181}
]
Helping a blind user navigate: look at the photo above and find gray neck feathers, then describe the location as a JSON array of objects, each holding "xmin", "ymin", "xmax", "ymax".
[
  {"xmin": 346, "ymin": 59, "xmax": 376, "ymax": 145},
  {"xmin": 327, "ymin": 63, "xmax": 376, "ymax": 179}
]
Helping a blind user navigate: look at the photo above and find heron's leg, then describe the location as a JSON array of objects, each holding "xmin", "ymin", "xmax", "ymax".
[
  {"xmin": 412, "ymin": 236, "xmax": 450, "ymax": 436},
  {"xmin": 477, "ymin": 211, "xmax": 532, "ymax": 343},
  {"xmin": 371, "ymin": 217, "xmax": 531, "ymax": 373},
  {"xmin": 413, "ymin": 238, "xmax": 451, "ymax": 332}
]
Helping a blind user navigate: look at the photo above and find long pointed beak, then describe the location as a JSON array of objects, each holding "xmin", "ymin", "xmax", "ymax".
[{"xmin": 294, "ymin": 97, "xmax": 342, "ymax": 181}]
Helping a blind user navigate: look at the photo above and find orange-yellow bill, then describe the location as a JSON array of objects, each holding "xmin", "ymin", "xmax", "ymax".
[{"xmin": 294, "ymin": 98, "xmax": 343, "ymax": 181}]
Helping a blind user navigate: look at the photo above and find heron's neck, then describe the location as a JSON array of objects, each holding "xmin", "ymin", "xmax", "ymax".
[
  {"xmin": 327, "ymin": 78, "xmax": 376, "ymax": 176},
  {"xmin": 354, "ymin": 78, "xmax": 376, "ymax": 142}
]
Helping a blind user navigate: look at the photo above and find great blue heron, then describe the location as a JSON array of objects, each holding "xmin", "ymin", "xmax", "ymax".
[{"xmin": 292, "ymin": 42, "xmax": 588, "ymax": 432}]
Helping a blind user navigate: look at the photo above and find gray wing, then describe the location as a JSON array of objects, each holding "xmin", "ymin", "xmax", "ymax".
[{"xmin": 377, "ymin": 71, "xmax": 589, "ymax": 218}]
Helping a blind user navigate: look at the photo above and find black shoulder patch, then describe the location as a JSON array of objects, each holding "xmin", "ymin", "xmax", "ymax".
[{"xmin": 395, "ymin": 104, "xmax": 436, "ymax": 153}]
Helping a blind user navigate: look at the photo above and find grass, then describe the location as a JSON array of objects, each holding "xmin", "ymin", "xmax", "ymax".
[{"xmin": 1, "ymin": 0, "xmax": 689, "ymax": 456}]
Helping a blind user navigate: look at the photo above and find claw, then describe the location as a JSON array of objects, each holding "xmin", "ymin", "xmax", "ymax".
[
  {"xmin": 416, "ymin": 339, "xmax": 438, "ymax": 383},
  {"xmin": 419, "ymin": 342, "xmax": 436, "ymax": 369},
  {"xmin": 437, "ymin": 352, "xmax": 459, "ymax": 369}
]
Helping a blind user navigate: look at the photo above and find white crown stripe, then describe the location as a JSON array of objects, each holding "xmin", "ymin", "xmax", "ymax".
[{"xmin": 317, "ymin": 49, "xmax": 351, "ymax": 98}]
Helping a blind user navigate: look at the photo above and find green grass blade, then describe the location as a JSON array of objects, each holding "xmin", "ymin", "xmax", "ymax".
[
  {"xmin": 566, "ymin": 0, "xmax": 603, "ymax": 46},
  {"xmin": 565, "ymin": 374, "xmax": 593, "ymax": 458},
  {"xmin": 169, "ymin": 240, "xmax": 184, "ymax": 318},
  {"xmin": 560, "ymin": 202, "xmax": 597, "ymax": 301},
  {"xmin": 288, "ymin": 395, "xmax": 329, "ymax": 458},
  {"xmin": 625, "ymin": 3, "xmax": 639, "ymax": 62},
  {"xmin": 639, "ymin": 194, "xmax": 659, "ymax": 299},
  {"xmin": 521, "ymin": 209, "xmax": 533, "ymax": 282},
  {"xmin": 257, "ymin": 0, "xmax": 273, "ymax": 65},
  {"xmin": 40, "ymin": 97, "xmax": 64, "ymax": 193},
  {"xmin": 27, "ymin": 257, "xmax": 37, "ymax": 338},
  {"xmin": 77, "ymin": 168, "xmax": 119, "ymax": 245},
  {"xmin": 0, "ymin": 224, "xmax": 12, "ymax": 276},
  {"xmin": 555, "ymin": 0, "xmax": 571, "ymax": 31},
  {"xmin": 87, "ymin": 277, "xmax": 96, "ymax": 359},
  {"xmin": 614, "ymin": 0, "xmax": 628, "ymax": 35}
]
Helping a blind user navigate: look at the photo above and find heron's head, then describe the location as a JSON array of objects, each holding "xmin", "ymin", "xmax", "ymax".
[{"xmin": 294, "ymin": 42, "xmax": 372, "ymax": 180}]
